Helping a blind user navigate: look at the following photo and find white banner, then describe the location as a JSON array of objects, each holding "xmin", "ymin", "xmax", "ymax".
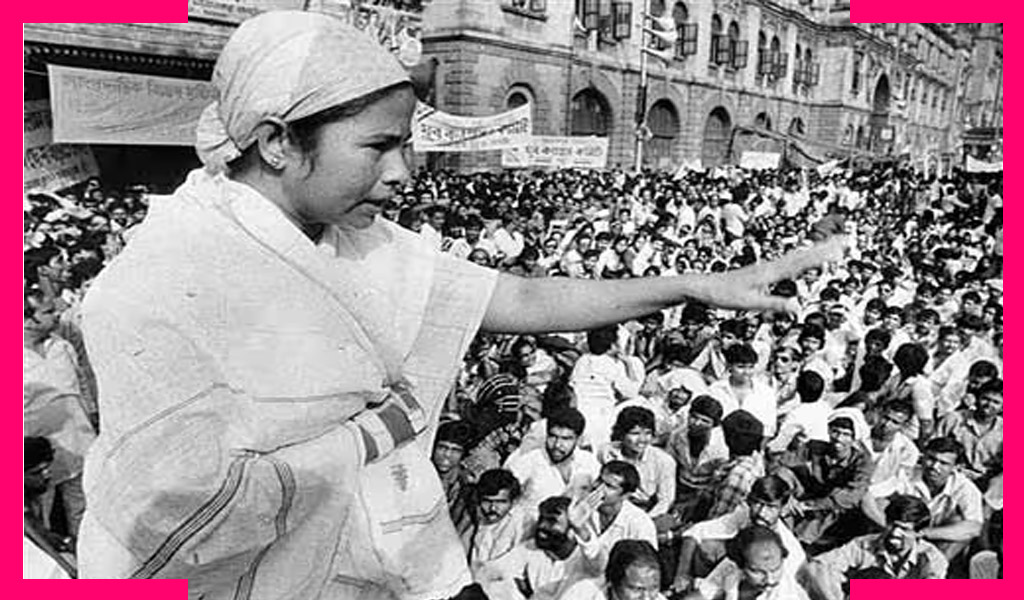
[
  {"xmin": 24, "ymin": 100, "xmax": 99, "ymax": 194},
  {"xmin": 49, "ymin": 65, "xmax": 218, "ymax": 146},
  {"xmin": 500, "ymin": 136, "xmax": 609, "ymax": 170},
  {"xmin": 740, "ymin": 151, "xmax": 781, "ymax": 170},
  {"xmin": 413, "ymin": 103, "xmax": 532, "ymax": 152},
  {"xmin": 672, "ymin": 157, "xmax": 704, "ymax": 178},
  {"xmin": 187, "ymin": 0, "xmax": 303, "ymax": 24},
  {"xmin": 816, "ymin": 159, "xmax": 841, "ymax": 177},
  {"xmin": 966, "ymin": 155, "xmax": 1003, "ymax": 173}
]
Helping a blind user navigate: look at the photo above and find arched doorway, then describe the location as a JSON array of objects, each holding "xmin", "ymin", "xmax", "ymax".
[
  {"xmin": 754, "ymin": 111, "xmax": 772, "ymax": 131},
  {"xmin": 646, "ymin": 99, "xmax": 680, "ymax": 169},
  {"xmin": 570, "ymin": 88, "xmax": 612, "ymax": 137},
  {"xmin": 870, "ymin": 75, "xmax": 891, "ymax": 153},
  {"xmin": 701, "ymin": 107, "xmax": 731, "ymax": 167}
]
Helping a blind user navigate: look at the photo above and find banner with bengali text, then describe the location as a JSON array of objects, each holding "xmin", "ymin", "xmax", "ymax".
[
  {"xmin": 48, "ymin": 65, "xmax": 218, "ymax": 146},
  {"xmin": 24, "ymin": 100, "xmax": 100, "ymax": 194},
  {"xmin": 965, "ymin": 155, "xmax": 1003, "ymax": 173},
  {"xmin": 500, "ymin": 136, "xmax": 608, "ymax": 170},
  {"xmin": 413, "ymin": 103, "xmax": 532, "ymax": 152},
  {"xmin": 739, "ymin": 151, "xmax": 781, "ymax": 170}
]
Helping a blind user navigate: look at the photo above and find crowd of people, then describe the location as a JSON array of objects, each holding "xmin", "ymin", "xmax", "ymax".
[{"xmin": 24, "ymin": 161, "xmax": 1003, "ymax": 597}]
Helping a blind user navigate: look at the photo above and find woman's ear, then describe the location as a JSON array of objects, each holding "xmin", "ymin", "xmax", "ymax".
[{"xmin": 251, "ymin": 117, "xmax": 291, "ymax": 171}]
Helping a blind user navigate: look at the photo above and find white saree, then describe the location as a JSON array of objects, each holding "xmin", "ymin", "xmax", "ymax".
[{"xmin": 78, "ymin": 170, "xmax": 497, "ymax": 600}]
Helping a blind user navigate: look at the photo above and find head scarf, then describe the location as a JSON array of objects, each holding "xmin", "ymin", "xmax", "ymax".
[
  {"xmin": 828, "ymin": 407, "xmax": 871, "ymax": 447},
  {"xmin": 196, "ymin": 10, "xmax": 410, "ymax": 172}
]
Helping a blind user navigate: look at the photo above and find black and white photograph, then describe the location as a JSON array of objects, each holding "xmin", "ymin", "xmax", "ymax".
[{"xmin": 24, "ymin": 1, "xmax": 1003, "ymax": 598}]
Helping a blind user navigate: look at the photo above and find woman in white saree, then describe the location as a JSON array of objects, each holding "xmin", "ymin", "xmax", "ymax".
[{"xmin": 76, "ymin": 10, "xmax": 844, "ymax": 600}]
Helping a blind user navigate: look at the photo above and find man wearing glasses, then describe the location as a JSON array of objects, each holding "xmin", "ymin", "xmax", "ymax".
[{"xmin": 863, "ymin": 436, "xmax": 983, "ymax": 565}]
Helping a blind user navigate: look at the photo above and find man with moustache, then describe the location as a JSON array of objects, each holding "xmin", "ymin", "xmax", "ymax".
[
  {"xmin": 432, "ymin": 420, "xmax": 477, "ymax": 541},
  {"xmin": 683, "ymin": 525, "xmax": 810, "ymax": 600},
  {"xmin": 476, "ymin": 495, "xmax": 599, "ymax": 600},
  {"xmin": 467, "ymin": 469, "xmax": 528, "ymax": 578},
  {"xmin": 807, "ymin": 495, "xmax": 947, "ymax": 598},
  {"xmin": 866, "ymin": 399, "xmax": 920, "ymax": 496},
  {"xmin": 505, "ymin": 407, "xmax": 600, "ymax": 522},
  {"xmin": 670, "ymin": 475, "xmax": 805, "ymax": 594},
  {"xmin": 864, "ymin": 437, "xmax": 983, "ymax": 563},
  {"xmin": 559, "ymin": 539, "xmax": 667, "ymax": 600},
  {"xmin": 668, "ymin": 395, "xmax": 729, "ymax": 509}
]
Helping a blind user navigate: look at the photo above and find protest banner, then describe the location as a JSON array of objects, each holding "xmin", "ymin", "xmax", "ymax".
[
  {"xmin": 413, "ymin": 103, "xmax": 532, "ymax": 152},
  {"xmin": 966, "ymin": 155, "xmax": 1003, "ymax": 173},
  {"xmin": 739, "ymin": 151, "xmax": 781, "ymax": 170},
  {"xmin": 48, "ymin": 65, "xmax": 218, "ymax": 146},
  {"xmin": 23, "ymin": 99, "xmax": 99, "ymax": 194},
  {"xmin": 500, "ymin": 136, "xmax": 608, "ymax": 169}
]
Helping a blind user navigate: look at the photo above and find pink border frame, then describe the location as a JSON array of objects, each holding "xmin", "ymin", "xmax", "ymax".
[{"xmin": 9, "ymin": 1, "xmax": 1011, "ymax": 599}]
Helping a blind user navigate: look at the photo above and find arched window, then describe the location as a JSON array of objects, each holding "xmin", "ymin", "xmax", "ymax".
[
  {"xmin": 701, "ymin": 106, "xmax": 731, "ymax": 167},
  {"xmin": 647, "ymin": 99, "xmax": 680, "ymax": 168},
  {"xmin": 757, "ymin": 31, "xmax": 767, "ymax": 80},
  {"xmin": 672, "ymin": 2, "xmax": 690, "ymax": 58},
  {"xmin": 788, "ymin": 117, "xmax": 805, "ymax": 137},
  {"xmin": 770, "ymin": 35, "xmax": 781, "ymax": 81},
  {"xmin": 570, "ymin": 88, "xmax": 612, "ymax": 136},
  {"xmin": 710, "ymin": 14, "xmax": 723, "ymax": 66},
  {"xmin": 852, "ymin": 52, "xmax": 862, "ymax": 95},
  {"xmin": 754, "ymin": 111, "xmax": 771, "ymax": 130},
  {"xmin": 727, "ymin": 21, "xmax": 741, "ymax": 69},
  {"xmin": 843, "ymin": 124, "xmax": 854, "ymax": 146},
  {"xmin": 793, "ymin": 43, "xmax": 802, "ymax": 92}
]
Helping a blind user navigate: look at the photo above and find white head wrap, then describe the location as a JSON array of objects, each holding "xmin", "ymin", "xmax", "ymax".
[
  {"xmin": 828, "ymin": 407, "xmax": 872, "ymax": 448},
  {"xmin": 196, "ymin": 10, "xmax": 410, "ymax": 172}
]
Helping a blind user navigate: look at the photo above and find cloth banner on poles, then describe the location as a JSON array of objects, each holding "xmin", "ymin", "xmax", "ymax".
[
  {"xmin": 48, "ymin": 65, "xmax": 218, "ymax": 146},
  {"xmin": 740, "ymin": 151, "xmax": 781, "ymax": 170},
  {"xmin": 500, "ymin": 136, "xmax": 608, "ymax": 170},
  {"xmin": 966, "ymin": 155, "xmax": 1003, "ymax": 173},
  {"xmin": 413, "ymin": 103, "xmax": 532, "ymax": 152},
  {"xmin": 24, "ymin": 100, "xmax": 99, "ymax": 194}
]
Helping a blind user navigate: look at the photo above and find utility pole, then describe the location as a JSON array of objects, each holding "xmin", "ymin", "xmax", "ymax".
[{"xmin": 635, "ymin": 0, "xmax": 651, "ymax": 173}]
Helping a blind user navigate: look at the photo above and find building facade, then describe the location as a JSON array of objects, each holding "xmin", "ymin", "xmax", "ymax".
[{"xmin": 420, "ymin": 1, "xmax": 970, "ymax": 173}]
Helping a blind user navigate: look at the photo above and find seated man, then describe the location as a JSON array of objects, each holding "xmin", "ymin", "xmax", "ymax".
[
  {"xmin": 768, "ymin": 370, "xmax": 830, "ymax": 453},
  {"xmin": 935, "ymin": 378, "xmax": 1002, "ymax": 486},
  {"xmin": 703, "ymin": 410, "xmax": 766, "ymax": 521},
  {"xmin": 868, "ymin": 399, "xmax": 920, "ymax": 494},
  {"xmin": 806, "ymin": 494, "xmax": 947, "ymax": 599},
  {"xmin": 707, "ymin": 343, "xmax": 778, "ymax": 438},
  {"xmin": 667, "ymin": 395, "xmax": 729, "ymax": 521},
  {"xmin": 597, "ymin": 406, "xmax": 677, "ymax": 517},
  {"xmin": 559, "ymin": 539, "xmax": 667, "ymax": 600},
  {"xmin": 863, "ymin": 436, "xmax": 983, "ymax": 562},
  {"xmin": 773, "ymin": 410, "xmax": 874, "ymax": 547},
  {"xmin": 571, "ymin": 461, "xmax": 659, "ymax": 575},
  {"xmin": 683, "ymin": 525, "xmax": 810, "ymax": 600},
  {"xmin": 432, "ymin": 420, "xmax": 477, "ymax": 540},
  {"xmin": 478, "ymin": 496, "xmax": 600, "ymax": 600},
  {"xmin": 468, "ymin": 469, "xmax": 528, "ymax": 577},
  {"xmin": 505, "ymin": 407, "xmax": 600, "ymax": 523},
  {"xmin": 671, "ymin": 475, "xmax": 805, "ymax": 593}
]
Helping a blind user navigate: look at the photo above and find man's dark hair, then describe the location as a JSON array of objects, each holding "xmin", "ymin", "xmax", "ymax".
[
  {"xmin": 796, "ymin": 370, "xmax": 825, "ymax": 403},
  {"xmin": 24, "ymin": 436, "xmax": 54, "ymax": 471},
  {"xmin": 586, "ymin": 325, "xmax": 619, "ymax": 355},
  {"xmin": 435, "ymin": 420, "xmax": 474, "ymax": 450},
  {"xmin": 976, "ymin": 378, "xmax": 1003, "ymax": 398},
  {"xmin": 884, "ymin": 494, "xmax": 932, "ymax": 530},
  {"xmin": 865, "ymin": 327, "xmax": 893, "ymax": 350},
  {"xmin": 892, "ymin": 343, "xmax": 929, "ymax": 377},
  {"xmin": 724, "ymin": 343, "xmax": 759, "ymax": 366},
  {"xmin": 962, "ymin": 291, "xmax": 982, "ymax": 305},
  {"xmin": 601, "ymin": 460, "xmax": 641, "ymax": 494},
  {"xmin": 476, "ymin": 468, "xmax": 522, "ymax": 501},
  {"xmin": 547, "ymin": 407, "xmax": 586, "ymax": 437},
  {"xmin": 720, "ymin": 319, "xmax": 749, "ymax": 339},
  {"xmin": 885, "ymin": 398, "xmax": 916, "ymax": 422},
  {"xmin": 968, "ymin": 359, "xmax": 1000, "ymax": 381},
  {"xmin": 748, "ymin": 474, "xmax": 793, "ymax": 504},
  {"xmin": 721, "ymin": 410, "xmax": 764, "ymax": 457},
  {"xmin": 726, "ymin": 525, "xmax": 788, "ymax": 568},
  {"xmin": 859, "ymin": 355, "xmax": 893, "ymax": 392},
  {"xmin": 606, "ymin": 540, "xmax": 660, "ymax": 590},
  {"xmin": 611, "ymin": 406, "xmax": 656, "ymax": 441},
  {"xmin": 923, "ymin": 436, "xmax": 964, "ymax": 464},
  {"xmin": 537, "ymin": 495, "xmax": 572, "ymax": 518},
  {"xmin": 865, "ymin": 298, "xmax": 888, "ymax": 314}
]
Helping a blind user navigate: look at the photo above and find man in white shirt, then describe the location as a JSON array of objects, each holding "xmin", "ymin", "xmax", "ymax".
[
  {"xmin": 468, "ymin": 469, "xmax": 529, "ymax": 580},
  {"xmin": 769, "ymin": 371, "xmax": 830, "ymax": 453},
  {"xmin": 597, "ymin": 407, "xmax": 677, "ymax": 517},
  {"xmin": 571, "ymin": 325, "xmax": 644, "ymax": 449},
  {"xmin": 420, "ymin": 205, "xmax": 446, "ymax": 251},
  {"xmin": 685, "ymin": 525, "xmax": 810, "ymax": 600},
  {"xmin": 708, "ymin": 344, "xmax": 778, "ymax": 438},
  {"xmin": 671, "ymin": 475, "xmax": 805, "ymax": 593},
  {"xmin": 505, "ymin": 407, "xmax": 600, "ymax": 523}
]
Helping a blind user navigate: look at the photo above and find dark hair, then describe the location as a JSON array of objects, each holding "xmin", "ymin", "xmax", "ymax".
[
  {"xmin": 587, "ymin": 325, "xmax": 619, "ymax": 355},
  {"xmin": 435, "ymin": 420, "xmax": 474, "ymax": 450},
  {"xmin": 962, "ymin": 291, "xmax": 982, "ymax": 305},
  {"xmin": 796, "ymin": 370, "xmax": 825, "ymax": 403},
  {"xmin": 601, "ymin": 460, "xmax": 641, "ymax": 494},
  {"xmin": 724, "ymin": 343, "xmax": 759, "ymax": 366},
  {"xmin": 748, "ymin": 474, "xmax": 792, "ymax": 504},
  {"xmin": 537, "ymin": 495, "xmax": 572, "ymax": 518},
  {"xmin": 885, "ymin": 398, "xmax": 915, "ymax": 421},
  {"xmin": 799, "ymin": 323, "xmax": 826, "ymax": 346},
  {"xmin": 476, "ymin": 468, "xmax": 522, "ymax": 501},
  {"xmin": 606, "ymin": 540, "xmax": 660, "ymax": 590},
  {"xmin": 611, "ymin": 406, "xmax": 656, "ymax": 441},
  {"xmin": 859, "ymin": 355, "xmax": 893, "ymax": 392},
  {"xmin": 893, "ymin": 343, "xmax": 929, "ymax": 377},
  {"xmin": 923, "ymin": 436, "xmax": 964, "ymax": 463},
  {"xmin": 547, "ymin": 407, "xmax": 586, "ymax": 437},
  {"xmin": 865, "ymin": 298, "xmax": 888, "ymax": 314},
  {"xmin": 865, "ymin": 327, "xmax": 892, "ymax": 350},
  {"xmin": 726, "ymin": 525, "xmax": 788, "ymax": 568},
  {"xmin": 720, "ymin": 318, "xmax": 749, "ymax": 339},
  {"xmin": 976, "ymin": 378, "xmax": 1003, "ymax": 398},
  {"xmin": 968, "ymin": 359, "xmax": 1000, "ymax": 381},
  {"xmin": 884, "ymin": 494, "xmax": 932, "ymax": 530}
]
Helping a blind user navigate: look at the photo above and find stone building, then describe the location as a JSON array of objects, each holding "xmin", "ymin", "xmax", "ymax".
[{"xmin": 420, "ymin": 1, "xmax": 969, "ymax": 173}]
